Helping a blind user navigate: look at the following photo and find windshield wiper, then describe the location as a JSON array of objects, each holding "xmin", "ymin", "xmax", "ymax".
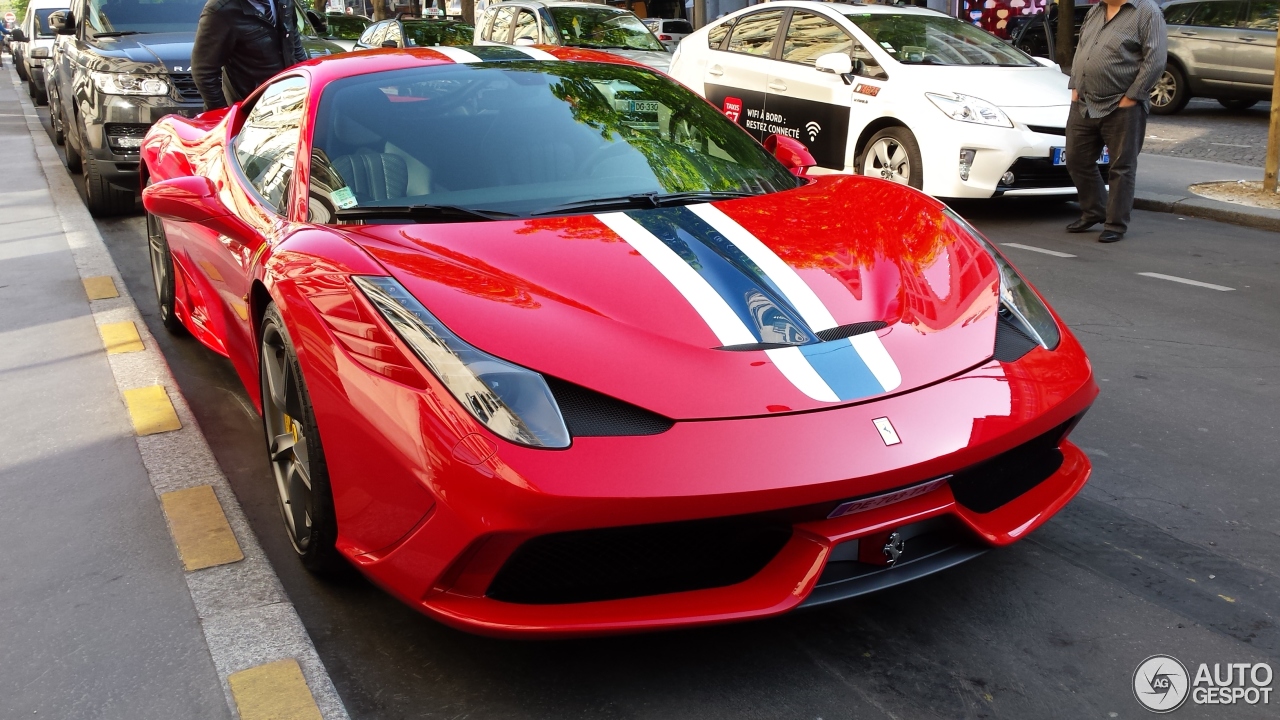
[
  {"xmin": 533, "ymin": 190, "xmax": 756, "ymax": 216},
  {"xmin": 93, "ymin": 30, "xmax": 148, "ymax": 37},
  {"xmin": 333, "ymin": 204, "xmax": 517, "ymax": 223}
]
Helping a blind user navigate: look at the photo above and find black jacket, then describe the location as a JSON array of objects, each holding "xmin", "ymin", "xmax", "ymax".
[{"xmin": 191, "ymin": 0, "xmax": 307, "ymax": 111}]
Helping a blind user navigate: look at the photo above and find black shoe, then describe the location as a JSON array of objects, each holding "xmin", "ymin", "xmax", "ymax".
[
  {"xmin": 1098, "ymin": 230, "xmax": 1125, "ymax": 243},
  {"xmin": 1066, "ymin": 218, "xmax": 1100, "ymax": 233}
]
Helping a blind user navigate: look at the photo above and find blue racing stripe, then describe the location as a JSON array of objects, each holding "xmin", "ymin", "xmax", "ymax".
[
  {"xmin": 799, "ymin": 341, "xmax": 884, "ymax": 401},
  {"xmin": 626, "ymin": 207, "xmax": 811, "ymax": 345}
]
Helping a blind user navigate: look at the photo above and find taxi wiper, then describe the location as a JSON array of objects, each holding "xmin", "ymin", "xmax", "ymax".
[
  {"xmin": 533, "ymin": 190, "xmax": 756, "ymax": 215},
  {"xmin": 334, "ymin": 204, "xmax": 517, "ymax": 223}
]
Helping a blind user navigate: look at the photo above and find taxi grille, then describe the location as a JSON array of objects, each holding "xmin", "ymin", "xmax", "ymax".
[{"xmin": 999, "ymin": 156, "xmax": 1111, "ymax": 191}]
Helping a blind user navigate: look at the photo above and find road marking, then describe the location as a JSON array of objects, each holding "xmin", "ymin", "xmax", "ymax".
[
  {"xmin": 160, "ymin": 485, "xmax": 244, "ymax": 571},
  {"xmin": 1000, "ymin": 243, "xmax": 1077, "ymax": 258},
  {"xmin": 1137, "ymin": 272, "xmax": 1235, "ymax": 292},
  {"xmin": 229, "ymin": 659, "xmax": 324, "ymax": 720},
  {"xmin": 122, "ymin": 385, "xmax": 183, "ymax": 435},
  {"xmin": 99, "ymin": 320, "xmax": 144, "ymax": 354},
  {"xmin": 82, "ymin": 275, "xmax": 118, "ymax": 300}
]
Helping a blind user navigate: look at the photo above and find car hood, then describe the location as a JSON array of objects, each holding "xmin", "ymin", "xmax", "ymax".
[
  {"xmin": 907, "ymin": 64, "xmax": 1070, "ymax": 108},
  {"xmin": 345, "ymin": 175, "xmax": 1001, "ymax": 420},
  {"xmin": 84, "ymin": 31, "xmax": 195, "ymax": 73},
  {"xmin": 600, "ymin": 47, "xmax": 671, "ymax": 72}
]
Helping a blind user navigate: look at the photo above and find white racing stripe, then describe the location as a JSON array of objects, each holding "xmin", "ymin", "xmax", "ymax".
[
  {"xmin": 512, "ymin": 46, "xmax": 560, "ymax": 61},
  {"xmin": 764, "ymin": 347, "xmax": 840, "ymax": 403},
  {"xmin": 849, "ymin": 332, "xmax": 902, "ymax": 392},
  {"xmin": 431, "ymin": 46, "xmax": 484, "ymax": 64},
  {"xmin": 596, "ymin": 212, "xmax": 757, "ymax": 347}
]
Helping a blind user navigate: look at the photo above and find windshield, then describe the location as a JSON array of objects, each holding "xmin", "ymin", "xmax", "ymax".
[
  {"xmin": 84, "ymin": 0, "xmax": 205, "ymax": 36},
  {"xmin": 403, "ymin": 21, "xmax": 473, "ymax": 47},
  {"xmin": 844, "ymin": 12, "xmax": 1037, "ymax": 67},
  {"xmin": 36, "ymin": 8, "xmax": 66, "ymax": 37},
  {"xmin": 548, "ymin": 7, "xmax": 665, "ymax": 52},
  {"xmin": 326, "ymin": 15, "xmax": 370, "ymax": 40},
  {"xmin": 307, "ymin": 62, "xmax": 796, "ymax": 221}
]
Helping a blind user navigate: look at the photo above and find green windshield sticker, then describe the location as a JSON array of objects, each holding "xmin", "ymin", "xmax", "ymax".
[{"xmin": 331, "ymin": 186, "xmax": 358, "ymax": 210}]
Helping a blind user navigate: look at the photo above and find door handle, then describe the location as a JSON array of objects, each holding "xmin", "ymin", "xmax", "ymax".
[
  {"xmin": 1180, "ymin": 30, "xmax": 1198, "ymax": 35},
  {"xmin": 707, "ymin": 65, "xmax": 724, "ymax": 77},
  {"xmin": 768, "ymin": 80, "xmax": 788, "ymax": 91},
  {"xmin": 1238, "ymin": 36, "xmax": 1258, "ymax": 41}
]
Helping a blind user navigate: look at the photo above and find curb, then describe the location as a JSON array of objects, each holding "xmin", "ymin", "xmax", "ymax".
[
  {"xmin": 1134, "ymin": 190, "xmax": 1280, "ymax": 233},
  {"xmin": 7, "ymin": 67, "xmax": 350, "ymax": 720}
]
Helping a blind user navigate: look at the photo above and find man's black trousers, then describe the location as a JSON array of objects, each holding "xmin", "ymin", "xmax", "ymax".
[{"xmin": 1066, "ymin": 102, "xmax": 1147, "ymax": 234}]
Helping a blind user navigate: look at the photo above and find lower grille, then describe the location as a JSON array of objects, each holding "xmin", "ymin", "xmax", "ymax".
[
  {"xmin": 487, "ymin": 515, "xmax": 793, "ymax": 604},
  {"xmin": 104, "ymin": 123, "xmax": 150, "ymax": 154},
  {"xmin": 992, "ymin": 308, "xmax": 1039, "ymax": 362},
  {"xmin": 168, "ymin": 73, "xmax": 202, "ymax": 103},
  {"xmin": 999, "ymin": 156, "xmax": 1110, "ymax": 190},
  {"xmin": 949, "ymin": 416, "xmax": 1079, "ymax": 513}
]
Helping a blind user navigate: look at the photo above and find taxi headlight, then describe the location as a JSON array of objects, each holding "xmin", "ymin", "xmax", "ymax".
[
  {"xmin": 90, "ymin": 71, "xmax": 170, "ymax": 96},
  {"xmin": 926, "ymin": 92, "xmax": 1013, "ymax": 128},
  {"xmin": 354, "ymin": 276, "xmax": 571, "ymax": 448}
]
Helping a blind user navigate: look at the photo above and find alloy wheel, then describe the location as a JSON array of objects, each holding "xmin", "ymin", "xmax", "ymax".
[
  {"xmin": 146, "ymin": 212, "xmax": 168, "ymax": 312},
  {"xmin": 1150, "ymin": 70, "xmax": 1176, "ymax": 108},
  {"xmin": 260, "ymin": 323, "xmax": 314, "ymax": 553},
  {"xmin": 864, "ymin": 138, "xmax": 912, "ymax": 185}
]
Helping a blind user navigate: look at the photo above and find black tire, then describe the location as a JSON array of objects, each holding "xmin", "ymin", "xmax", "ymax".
[
  {"xmin": 859, "ymin": 126, "xmax": 924, "ymax": 190},
  {"xmin": 63, "ymin": 121, "xmax": 83, "ymax": 173},
  {"xmin": 1218, "ymin": 98, "xmax": 1259, "ymax": 111},
  {"xmin": 84, "ymin": 155, "xmax": 137, "ymax": 216},
  {"xmin": 259, "ymin": 304, "xmax": 345, "ymax": 576},
  {"xmin": 1149, "ymin": 63, "xmax": 1190, "ymax": 115},
  {"xmin": 50, "ymin": 96, "xmax": 65, "ymax": 145},
  {"xmin": 15, "ymin": 56, "xmax": 28, "ymax": 82},
  {"xmin": 30, "ymin": 79, "xmax": 47, "ymax": 106},
  {"xmin": 145, "ymin": 208, "xmax": 187, "ymax": 335}
]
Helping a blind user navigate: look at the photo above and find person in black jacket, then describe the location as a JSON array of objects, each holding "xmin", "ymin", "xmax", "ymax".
[{"xmin": 191, "ymin": 0, "xmax": 307, "ymax": 111}]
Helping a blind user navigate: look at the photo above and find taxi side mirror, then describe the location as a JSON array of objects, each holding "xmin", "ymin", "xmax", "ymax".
[
  {"xmin": 815, "ymin": 52, "xmax": 853, "ymax": 76},
  {"xmin": 305, "ymin": 9, "xmax": 328, "ymax": 35},
  {"xmin": 514, "ymin": 37, "xmax": 537, "ymax": 47},
  {"xmin": 764, "ymin": 134, "xmax": 816, "ymax": 176},
  {"xmin": 9, "ymin": 28, "xmax": 26, "ymax": 43},
  {"xmin": 381, "ymin": 39, "xmax": 399, "ymax": 48}
]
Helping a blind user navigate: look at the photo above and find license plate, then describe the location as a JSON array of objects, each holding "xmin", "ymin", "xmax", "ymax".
[
  {"xmin": 1051, "ymin": 146, "xmax": 1110, "ymax": 166},
  {"xmin": 623, "ymin": 100, "xmax": 659, "ymax": 113}
]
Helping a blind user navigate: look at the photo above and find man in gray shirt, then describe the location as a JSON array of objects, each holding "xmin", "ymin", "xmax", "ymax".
[{"xmin": 1065, "ymin": 0, "xmax": 1166, "ymax": 243}]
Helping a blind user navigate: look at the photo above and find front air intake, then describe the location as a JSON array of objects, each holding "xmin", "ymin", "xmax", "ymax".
[{"xmin": 544, "ymin": 377, "xmax": 673, "ymax": 437}]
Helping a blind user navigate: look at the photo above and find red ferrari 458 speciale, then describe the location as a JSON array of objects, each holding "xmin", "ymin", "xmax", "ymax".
[{"xmin": 140, "ymin": 45, "xmax": 1097, "ymax": 637}]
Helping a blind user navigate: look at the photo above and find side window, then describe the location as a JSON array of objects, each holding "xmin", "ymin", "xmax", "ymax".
[
  {"xmin": 490, "ymin": 7, "xmax": 517, "ymax": 42},
  {"xmin": 1163, "ymin": 2, "xmax": 1199, "ymax": 24},
  {"xmin": 781, "ymin": 12, "xmax": 852, "ymax": 65},
  {"xmin": 233, "ymin": 76, "xmax": 307, "ymax": 214},
  {"xmin": 1189, "ymin": 1, "xmax": 1243, "ymax": 26},
  {"xmin": 851, "ymin": 40, "xmax": 886, "ymax": 80},
  {"xmin": 384, "ymin": 22, "xmax": 402, "ymax": 47},
  {"xmin": 726, "ymin": 10, "xmax": 783, "ymax": 57},
  {"xmin": 707, "ymin": 19, "xmax": 733, "ymax": 49},
  {"xmin": 1244, "ymin": 0, "xmax": 1278, "ymax": 28},
  {"xmin": 357, "ymin": 21, "xmax": 381, "ymax": 46},
  {"xmin": 513, "ymin": 9, "xmax": 538, "ymax": 42}
]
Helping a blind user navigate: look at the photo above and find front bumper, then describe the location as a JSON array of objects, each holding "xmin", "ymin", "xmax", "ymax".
[
  {"xmin": 921, "ymin": 117, "xmax": 1080, "ymax": 199},
  {"xmin": 83, "ymin": 91, "xmax": 202, "ymax": 187},
  {"xmin": 299, "ymin": 282, "xmax": 1098, "ymax": 636}
]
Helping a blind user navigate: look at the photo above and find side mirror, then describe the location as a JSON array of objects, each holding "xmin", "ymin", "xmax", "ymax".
[
  {"xmin": 814, "ymin": 52, "xmax": 853, "ymax": 76},
  {"xmin": 513, "ymin": 36, "xmax": 537, "ymax": 47},
  {"xmin": 305, "ymin": 9, "xmax": 328, "ymax": 35},
  {"xmin": 764, "ymin": 134, "xmax": 816, "ymax": 176},
  {"xmin": 9, "ymin": 28, "xmax": 26, "ymax": 43},
  {"xmin": 381, "ymin": 39, "xmax": 399, "ymax": 48},
  {"xmin": 142, "ymin": 176, "xmax": 229, "ymax": 224},
  {"xmin": 49, "ymin": 10, "xmax": 75, "ymax": 35}
]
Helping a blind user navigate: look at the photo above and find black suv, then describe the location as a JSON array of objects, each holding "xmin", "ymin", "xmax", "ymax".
[{"xmin": 46, "ymin": 0, "xmax": 340, "ymax": 216}]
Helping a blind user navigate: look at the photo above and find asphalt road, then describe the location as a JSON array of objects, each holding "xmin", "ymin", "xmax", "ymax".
[
  {"xmin": 33, "ymin": 110, "xmax": 1279, "ymax": 718},
  {"xmin": 1145, "ymin": 99, "xmax": 1271, "ymax": 168}
]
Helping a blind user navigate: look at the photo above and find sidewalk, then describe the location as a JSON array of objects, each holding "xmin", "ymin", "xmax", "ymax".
[
  {"xmin": 1136, "ymin": 152, "xmax": 1280, "ymax": 232},
  {"xmin": 0, "ymin": 65, "xmax": 346, "ymax": 718}
]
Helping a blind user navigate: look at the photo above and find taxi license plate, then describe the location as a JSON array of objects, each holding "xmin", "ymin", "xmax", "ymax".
[{"xmin": 1052, "ymin": 146, "xmax": 1110, "ymax": 166}]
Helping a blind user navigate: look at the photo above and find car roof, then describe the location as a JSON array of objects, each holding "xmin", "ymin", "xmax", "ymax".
[
  {"xmin": 488, "ymin": 0, "xmax": 615, "ymax": 8},
  {"xmin": 27, "ymin": 0, "xmax": 69, "ymax": 10},
  {"xmin": 719, "ymin": 0, "xmax": 945, "ymax": 18}
]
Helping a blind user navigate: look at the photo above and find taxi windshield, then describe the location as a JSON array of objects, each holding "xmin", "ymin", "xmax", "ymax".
[
  {"xmin": 84, "ymin": 0, "xmax": 205, "ymax": 36},
  {"xmin": 307, "ymin": 62, "xmax": 796, "ymax": 222},
  {"xmin": 325, "ymin": 15, "xmax": 370, "ymax": 40},
  {"xmin": 403, "ymin": 21, "xmax": 474, "ymax": 47},
  {"xmin": 845, "ymin": 12, "xmax": 1037, "ymax": 67},
  {"xmin": 548, "ymin": 7, "xmax": 665, "ymax": 52},
  {"xmin": 36, "ymin": 8, "xmax": 66, "ymax": 37}
]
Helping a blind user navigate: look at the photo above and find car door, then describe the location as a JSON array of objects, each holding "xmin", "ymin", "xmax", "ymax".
[
  {"xmin": 512, "ymin": 8, "xmax": 539, "ymax": 44},
  {"xmin": 1178, "ymin": 0, "xmax": 1245, "ymax": 89},
  {"xmin": 487, "ymin": 6, "xmax": 517, "ymax": 43},
  {"xmin": 1233, "ymin": 0, "xmax": 1277, "ymax": 88},
  {"xmin": 704, "ymin": 9, "xmax": 784, "ymax": 141}
]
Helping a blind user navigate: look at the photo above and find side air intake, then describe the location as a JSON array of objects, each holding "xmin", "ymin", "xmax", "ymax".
[{"xmin": 544, "ymin": 377, "xmax": 674, "ymax": 437}]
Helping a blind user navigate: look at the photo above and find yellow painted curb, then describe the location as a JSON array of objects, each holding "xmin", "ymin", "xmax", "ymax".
[
  {"xmin": 229, "ymin": 659, "xmax": 323, "ymax": 720},
  {"xmin": 99, "ymin": 321, "xmax": 144, "ymax": 354},
  {"xmin": 83, "ymin": 275, "xmax": 119, "ymax": 300},
  {"xmin": 122, "ymin": 385, "xmax": 182, "ymax": 436},
  {"xmin": 160, "ymin": 485, "xmax": 244, "ymax": 571}
]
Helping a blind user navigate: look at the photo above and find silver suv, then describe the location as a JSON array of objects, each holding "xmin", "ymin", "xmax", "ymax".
[
  {"xmin": 1153, "ymin": 0, "xmax": 1275, "ymax": 114},
  {"xmin": 476, "ymin": 1, "xmax": 671, "ymax": 72}
]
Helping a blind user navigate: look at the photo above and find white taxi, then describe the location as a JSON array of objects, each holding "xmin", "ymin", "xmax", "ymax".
[{"xmin": 669, "ymin": 1, "xmax": 1106, "ymax": 198}]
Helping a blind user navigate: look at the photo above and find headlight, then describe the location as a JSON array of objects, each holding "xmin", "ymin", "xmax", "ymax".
[
  {"xmin": 947, "ymin": 211, "xmax": 1060, "ymax": 350},
  {"xmin": 354, "ymin": 276, "xmax": 571, "ymax": 449},
  {"xmin": 90, "ymin": 71, "xmax": 169, "ymax": 96},
  {"xmin": 925, "ymin": 92, "xmax": 1013, "ymax": 128}
]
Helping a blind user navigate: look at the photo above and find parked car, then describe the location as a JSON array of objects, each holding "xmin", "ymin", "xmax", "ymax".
[
  {"xmin": 140, "ymin": 45, "xmax": 1096, "ymax": 637},
  {"xmin": 11, "ymin": 0, "xmax": 69, "ymax": 104},
  {"xmin": 354, "ymin": 16, "xmax": 474, "ymax": 49},
  {"xmin": 476, "ymin": 0, "xmax": 671, "ymax": 71},
  {"xmin": 642, "ymin": 16, "xmax": 693, "ymax": 51},
  {"xmin": 323, "ymin": 12, "xmax": 372, "ymax": 51},
  {"xmin": 1154, "ymin": 0, "xmax": 1275, "ymax": 114},
  {"xmin": 670, "ymin": 2, "xmax": 1107, "ymax": 198}
]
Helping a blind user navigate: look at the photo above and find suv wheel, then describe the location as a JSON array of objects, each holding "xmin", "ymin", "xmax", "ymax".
[
  {"xmin": 64, "ymin": 117, "xmax": 84, "ymax": 174},
  {"xmin": 49, "ymin": 95, "xmax": 65, "ymax": 145},
  {"xmin": 29, "ymin": 78, "xmax": 47, "ymax": 106},
  {"xmin": 1218, "ymin": 99, "xmax": 1259, "ymax": 111},
  {"xmin": 84, "ymin": 156, "xmax": 137, "ymax": 216},
  {"xmin": 1150, "ymin": 64, "xmax": 1189, "ymax": 115},
  {"xmin": 15, "ymin": 56, "xmax": 28, "ymax": 81}
]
